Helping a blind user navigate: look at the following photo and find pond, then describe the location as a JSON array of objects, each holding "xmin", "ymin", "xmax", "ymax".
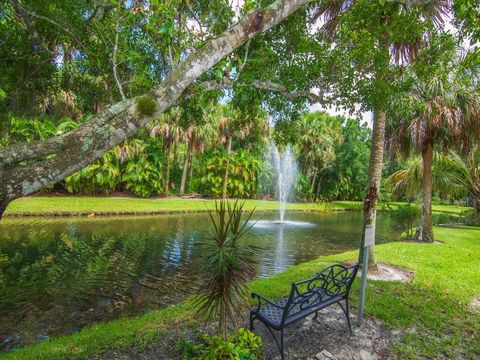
[{"xmin": 0, "ymin": 211, "xmax": 396, "ymax": 351}]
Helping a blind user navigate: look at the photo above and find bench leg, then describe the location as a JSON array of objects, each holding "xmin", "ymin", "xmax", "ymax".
[
  {"xmin": 345, "ymin": 297, "xmax": 352, "ymax": 333},
  {"xmin": 337, "ymin": 299, "xmax": 353, "ymax": 334},
  {"xmin": 313, "ymin": 310, "xmax": 319, "ymax": 320},
  {"xmin": 280, "ymin": 329, "xmax": 285, "ymax": 360},
  {"xmin": 249, "ymin": 314, "xmax": 255, "ymax": 332}
]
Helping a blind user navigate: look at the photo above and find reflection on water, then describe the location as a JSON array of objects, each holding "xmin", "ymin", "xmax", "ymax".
[{"xmin": 0, "ymin": 211, "xmax": 395, "ymax": 351}]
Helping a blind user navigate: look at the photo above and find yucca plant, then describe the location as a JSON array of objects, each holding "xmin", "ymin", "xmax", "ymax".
[{"xmin": 194, "ymin": 200, "xmax": 258, "ymax": 340}]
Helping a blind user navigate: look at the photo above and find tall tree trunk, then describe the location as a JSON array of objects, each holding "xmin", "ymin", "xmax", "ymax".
[
  {"xmin": 311, "ymin": 170, "xmax": 317, "ymax": 197},
  {"xmin": 164, "ymin": 147, "xmax": 171, "ymax": 195},
  {"xmin": 474, "ymin": 195, "xmax": 480, "ymax": 217},
  {"xmin": 316, "ymin": 174, "xmax": 324, "ymax": 200},
  {"xmin": 180, "ymin": 142, "xmax": 191, "ymax": 196},
  {"xmin": 222, "ymin": 137, "xmax": 232, "ymax": 200},
  {"xmin": 359, "ymin": 111, "xmax": 386, "ymax": 270},
  {"xmin": 188, "ymin": 152, "xmax": 194, "ymax": 192},
  {"xmin": 0, "ymin": 198, "xmax": 8, "ymax": 220},
  {"xmin": 422, "ymin": 142, "xmax": 434, "ymax": 242}
]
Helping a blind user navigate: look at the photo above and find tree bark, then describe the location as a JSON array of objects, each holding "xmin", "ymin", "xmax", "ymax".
[
  {"xmin": 222, "ymin": 137, "xmax": 232, "ymax": 200},
  {"xmin": 188, "ymin": 152, "xmax": 194, "ymax": 192},
  {"xmin": 359, "ymin": 111, "xmax": 386, "ymax": 270},
  {"xmin": 164, "ymin": 147, "xmax": 171, "ymax": 195},
  {"xmin": 180, "ymin": 142, "xmax": 191, "ymax": 196},
  {"xmin": 474, "ymin": 195, "xmax": 480, "ymax": 217},
  {"xmin": 421, "ymin": 142, "xmax": 434, "ymax": 242},
  {"xmin": 0, "ymin": 199, "xmax": 9, "ymax": 220},
  {"xmin": 0, "ymin": 0, "xmax": 314, "ymax": 209}
]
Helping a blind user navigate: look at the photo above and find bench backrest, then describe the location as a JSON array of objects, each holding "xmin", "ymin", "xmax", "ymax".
[{"xmin": 282, "ymin": 263, "xmax": 359, "ymax": 324}]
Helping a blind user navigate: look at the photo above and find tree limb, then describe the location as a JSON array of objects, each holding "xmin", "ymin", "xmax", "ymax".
[
  {"xmin": 112, "ymin": 7, "xmax": 126, "ymax": 100},
  {"xmin": 198, "ymin": 79, "xmax": 326, "ymax": 104},
  {"xmin": 0, "ymin": 0, "xmax": 315, "ymax": 205}
]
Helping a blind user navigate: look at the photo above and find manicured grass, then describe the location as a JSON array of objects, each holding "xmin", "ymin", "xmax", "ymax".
[
  {"xmin": 3, "ymin": 226, "xmax": 479, "ymax": 360},
  {"xmin": 4, "ymin": 196, "xmax": 360, "ymax": 217},
  {"xmin": 4, "ymin": 196, "xmax": 469, "ymax": 217}
]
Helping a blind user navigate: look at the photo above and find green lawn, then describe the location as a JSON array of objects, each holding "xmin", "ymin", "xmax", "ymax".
[
  {"xmin": 4, "ymin": 196, "xmax": 360, "ymax": 216},
  {"xmin": 4, "ymin": 196, "xmax": 470, "ymax": 217},
  {"xmin": 3, "ymin": 226, "xmax": 479, "ymax": 360}
]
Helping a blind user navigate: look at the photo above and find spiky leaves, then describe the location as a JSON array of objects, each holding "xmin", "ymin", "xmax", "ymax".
[{"xmin": 194, "ymin": 200, "xmax": 259, "ymax": 339}]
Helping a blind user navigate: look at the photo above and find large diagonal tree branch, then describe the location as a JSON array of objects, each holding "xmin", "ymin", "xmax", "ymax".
[{"xmin": 0, "ymin": 0, "xmax": 315, "ymax": 210}]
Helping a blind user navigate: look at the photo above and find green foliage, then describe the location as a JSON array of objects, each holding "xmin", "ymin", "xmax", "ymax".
[
  {"xmin": 201, "ymin": 150, "xmax": 261, "ymax": 198},
  {"xmin": 194, "ymin": 200, "xmax": 258, "ymax": 339},
  {"xmin": 66, "ymin": 150, "xmax": 121, "ymax": 194},
  {"xmin": 122, "ymin": 144, "xmax": 164, "ymax": 198},
  {"xmin": 390, "ymin": 203, "xmax": 421, "ymax": 239},
  {"xmin": 136, "ymin": 96, "xmax": 157, "ymax": 116},
  {"xmin": 180, "ymin": 328, "xmax": 263, "ymax": 360}
]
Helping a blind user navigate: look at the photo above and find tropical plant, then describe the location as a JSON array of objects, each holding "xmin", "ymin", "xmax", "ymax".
[
  {"xmin": 148, "ymin": 107, "xmax": 183, "ymax": 195},
  {"xmin": 180, "ymin": 328, "xmax": 263, "ymax": 360},
  {"xmin": 388, "ymin": 48, "xmax": 480, "ymax": 241},
  {"xmin": 121, "ymin": 140, "xmax": 165, "ymax": 197},
  {"xmin": 194, "ymin": 200, "xmax": 258, "ymax": 340},
  {"xmin": 390, "ymin": 203, "xmax": 422, "ymax": 240},
  {"xmin": 201, "ymin": 150, "xmax": 261, "ymax": 198}
]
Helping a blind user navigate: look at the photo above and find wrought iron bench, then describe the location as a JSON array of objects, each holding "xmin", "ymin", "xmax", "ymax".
[{"xmin": 250, "ymin": 263, "xmax": 359, "ymax": 359}]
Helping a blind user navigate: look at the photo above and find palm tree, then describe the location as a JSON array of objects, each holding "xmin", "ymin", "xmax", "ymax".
[
  {"xmin": 179, "ymin": 118, "xmax": 215, "ymax": 196},
  {"xmin": 312, "ymin": 0, "xmax": 450, "ymax": 265},
  {"xmin": 388, "ymin": 68, "xmax": 480, "ymax": 241},
  {"xmin": 387, "ymin": 149, "xmax": 480, "ymax": 216},
  {"xmin": 148, "ymin": 108, "xmax": 182, "ymax": 195}
]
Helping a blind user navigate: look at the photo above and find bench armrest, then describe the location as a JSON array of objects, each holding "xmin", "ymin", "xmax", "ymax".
[{"xmin": 251, "ymin": 292, "xmax": 285, "ymax": 312}]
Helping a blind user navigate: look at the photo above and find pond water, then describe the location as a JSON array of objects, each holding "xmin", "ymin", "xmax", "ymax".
[{"xmin": 0, "ymin": 211, "xmax": 396, "ymax": 351}]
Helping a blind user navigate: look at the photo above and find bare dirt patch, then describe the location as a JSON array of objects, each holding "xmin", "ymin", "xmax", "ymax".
[
  {"xmin": 253, "ymin": 305, "xmax": 402, "ymax": 360},
  {"xmin": 366, "ymin": 263, "xmax": 414, "ymax": 283},
  {"xmin": 470, "ymin": 296, "xmax": 480, "ymax": 313}
]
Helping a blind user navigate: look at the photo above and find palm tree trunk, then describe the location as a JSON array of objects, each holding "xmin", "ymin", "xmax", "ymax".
[
  {"xmin": 474, "ymin": 195, "xmax": 480, "ymax": 217},
  {"xmin": 222, "ymin": 136, "xmax": 232, "ymax": 200},
  {"xmin": 359, "ymin": 111, "xmax": 386, "ymax": 270},
  {"xmin": 164, "ymin": 147, "xmax": 171, "ymax": 195},
  {"xmin": 311, "ymin": 170, "xmax": 317, "ymax": 196},
  {"xmin": 188, "ymin": 152, "xmax": 194, "ymax": 192},
  {"xmin": 421, "ymin": 142, "xmax": 434, "ymax": 242},
  {"xmin": 0, "ymin": 198, "xmax": 9, "ymax": 220},
  {"xmin": 180, "ymin": 142, "xmax": 191, "ymax": 196},
  {"xmin": 316, "ymin": 174, "xmax": 324, "ymax": 200}
]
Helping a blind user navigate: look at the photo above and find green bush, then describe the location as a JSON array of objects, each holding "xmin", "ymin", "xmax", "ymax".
[
  {"xmin": 180, "ymin": 328, "xmax": 263, "ymax": 360},
  {"xmin": 463, "ymin": 210, "xmax": 480, "ymax": 226},
  {"xmin": 390, "ymin": 203, "xmax": 421, "ymax": 239},
  {"xmin": 201, "ymin": 150, "xmax": 261, "ymax": 198}
]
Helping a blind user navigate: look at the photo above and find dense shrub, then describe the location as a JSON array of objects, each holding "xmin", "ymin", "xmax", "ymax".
[
  {"xmin": 180, "ymin": 328, "xmax": 263, "ymax": 360},
  {"xmin": 201, "ymin": 150, "xmax": 261, "ymax": 198},
  {"xmin": 390, "ymin": 203, "xmax": 421, "ymax": 239}
]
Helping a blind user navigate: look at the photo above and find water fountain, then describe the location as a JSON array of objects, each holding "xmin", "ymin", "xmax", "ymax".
[
  {"xmin": 271, "ymin": 144, "xmax": 297, "ymax": 223},
  {"xmin": 251, "ymin": 144, "xmax": 314, "ymax": 229}
]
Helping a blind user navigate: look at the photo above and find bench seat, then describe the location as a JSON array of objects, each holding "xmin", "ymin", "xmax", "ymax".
[{"xmin": 250, "ymin": 263, "xmax": 359, "ymax": 359}]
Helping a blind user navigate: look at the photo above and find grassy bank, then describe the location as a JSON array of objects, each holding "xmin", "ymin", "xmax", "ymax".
[
  {"xmin": 4, "ymin": 197, "xmax": 361, "ymax": 217},
  {"xmin": 3, "ymin": 226, "xmax": 479, "ymax": 360},
  {"xmin": 3, "ymin": 196, "xmax": 470, "ymax": 217}
]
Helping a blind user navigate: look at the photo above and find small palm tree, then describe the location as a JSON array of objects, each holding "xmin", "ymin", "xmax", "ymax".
[
  {"xmin": 387, "ymin": 149, "xmax": 480, "ymax": 216},
  {"xmin": 194, "ymin": 200, "xmax": 258, "ymax": 340},
  {"xmin": 387, "ymin": 152, "xmax": 465, "ymax": 197},
  {"xmin": 148, "ymin": 107, "xmax": 183, "ymax": 195}
]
